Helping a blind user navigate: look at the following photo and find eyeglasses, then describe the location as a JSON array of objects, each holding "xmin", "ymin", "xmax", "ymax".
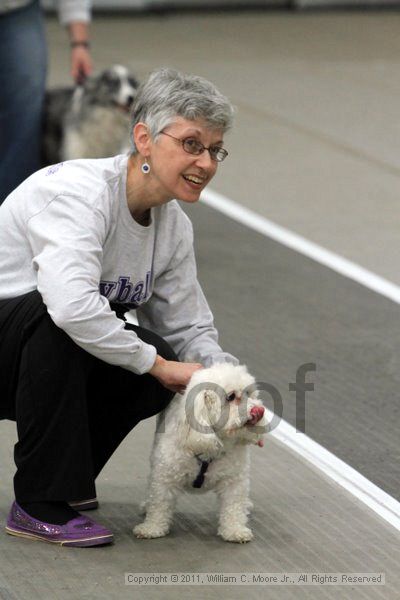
[{"xmin": 160, "ymin": 132, "xmax": 228, "ymax": 162}]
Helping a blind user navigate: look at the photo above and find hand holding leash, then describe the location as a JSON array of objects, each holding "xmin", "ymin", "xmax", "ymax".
[
  {"xmin": 68, "ymin": 20, "xmax": 93, "ymax": 84},
  {"xmin": 70, "ymin": 43, "xmax": 92, "ymax": 84}
]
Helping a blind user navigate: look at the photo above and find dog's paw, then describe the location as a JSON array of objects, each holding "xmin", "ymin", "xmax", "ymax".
[
  {"xmin": 218, "ymin": 526, "xmax": 254, "ymax": 543},
  {"xmin": 133, "ymin": 522, "xmax": 169, "ymax": 539}
]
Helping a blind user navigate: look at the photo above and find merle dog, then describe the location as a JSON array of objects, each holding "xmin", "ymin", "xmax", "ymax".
[{"xmin": 42, "ymin": 65, "xmax": 139, "ymax": 165}]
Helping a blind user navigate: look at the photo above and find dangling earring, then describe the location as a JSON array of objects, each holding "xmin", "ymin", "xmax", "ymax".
[{"xmin": 141, "ymin": 158, "xmax": 150, "ymax": 174}]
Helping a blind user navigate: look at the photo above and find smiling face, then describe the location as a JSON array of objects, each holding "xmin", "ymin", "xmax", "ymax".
[{"xmin": 145, "ymin": 117, "xmax": 225, "ymax": 203}]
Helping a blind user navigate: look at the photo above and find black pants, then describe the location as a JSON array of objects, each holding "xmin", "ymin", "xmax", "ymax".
[{"xmin": 0, "ymin": 291, "xmax": 177, "ymax": 503}]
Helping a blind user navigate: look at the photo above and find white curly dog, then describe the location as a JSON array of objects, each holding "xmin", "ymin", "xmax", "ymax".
[{"xmin": 133, "ymin": 363, "xmax": 266, "ymax": 543}]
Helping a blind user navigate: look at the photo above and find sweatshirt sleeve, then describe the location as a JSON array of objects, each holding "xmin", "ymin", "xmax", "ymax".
[
  {"xmin": 137, "ymin": 215, "xmax": 239, "ymax": 368},
  {"xmin": 27, "ymin": 194, "xmax": 156, "ymax": 374},
  {"xmin": 57, "ymin": 0, "xmax": 91, "ymax": 25}
]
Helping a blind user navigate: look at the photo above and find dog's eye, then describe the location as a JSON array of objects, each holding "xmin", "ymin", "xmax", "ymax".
[
  {"xmin": 128, "ymin": 76, "xmax": 139, "ymax": 89},
  {"xmin": 226, "ymin": 392, "xmax": 236, "ymax": 402}
]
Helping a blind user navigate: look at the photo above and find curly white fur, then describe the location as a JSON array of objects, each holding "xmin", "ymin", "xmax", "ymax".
[{"xmin": 133, "ymin": 363, "xmax": 266, "ymax": 543}]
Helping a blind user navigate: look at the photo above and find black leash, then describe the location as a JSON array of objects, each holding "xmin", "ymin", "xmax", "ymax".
[{"xmin": 192, "ymin": 458, "xmax": 212, "ymax": 488}]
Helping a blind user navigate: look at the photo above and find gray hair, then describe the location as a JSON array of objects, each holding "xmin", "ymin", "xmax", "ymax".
[{"xmin": 129, "ymin": 68, "xmax": 234, "ymax": 154}]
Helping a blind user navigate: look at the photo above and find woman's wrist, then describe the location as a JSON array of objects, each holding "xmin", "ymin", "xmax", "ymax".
[
  {"xmin": 148, "ymin": 355, "xmax": 166, "ymax": 376},
  {"xmin": 70, "ymin": 41, "xmax": 90, "ymax": 49},
  {"xmin": 68, "ymin": 21, "xmax": 90, "ymax": 49}
]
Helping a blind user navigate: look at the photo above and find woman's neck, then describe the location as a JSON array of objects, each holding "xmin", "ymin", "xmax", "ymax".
[{"xmin": 126, "ymin": 154, "xmax": 170, "ymax": 224}]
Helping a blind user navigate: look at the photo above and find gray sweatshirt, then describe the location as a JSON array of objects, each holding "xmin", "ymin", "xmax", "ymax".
[
  {"xmin": 0, "ymin": 154, "xmax": 238, "ymax": 374},
  {"xmin": 0, "ymin": 1, "xmax": 90, "ymax": 24}
]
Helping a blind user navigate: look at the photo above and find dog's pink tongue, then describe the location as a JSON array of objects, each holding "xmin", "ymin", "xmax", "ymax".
[{"xmin": 249, "ymin": 406, "xmax": 265, "ymax": 424}]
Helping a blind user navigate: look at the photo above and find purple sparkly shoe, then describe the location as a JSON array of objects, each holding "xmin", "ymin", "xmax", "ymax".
[{"xmin": 5, "ymin": 501, "xmax": 114, "ymax": 547}]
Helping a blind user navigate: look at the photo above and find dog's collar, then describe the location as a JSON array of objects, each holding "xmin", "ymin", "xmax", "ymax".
[{"xmin": 192, "ymin": 456, "xmax": 212, "ymax": 488}]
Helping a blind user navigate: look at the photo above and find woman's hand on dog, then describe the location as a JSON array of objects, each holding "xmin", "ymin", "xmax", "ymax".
[{"xmin": 149, "ymin": 356, "xmax": 203, "ymax": 394}]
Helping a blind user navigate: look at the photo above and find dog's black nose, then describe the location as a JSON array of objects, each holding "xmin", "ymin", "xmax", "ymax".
[{"xmin": 126, "ymin": 95, "xmax": 134, "ymax": 106}]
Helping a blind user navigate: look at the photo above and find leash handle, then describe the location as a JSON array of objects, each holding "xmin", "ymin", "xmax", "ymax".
[{"xmin": 75, "ymin": 68, "xmax": 87, "ymax": 87}]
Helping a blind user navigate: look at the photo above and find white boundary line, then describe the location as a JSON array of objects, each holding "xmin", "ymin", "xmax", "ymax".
[
  {"xmin": 201, "ymin": 189, "xmax": 400, "ymax": 306},
  {"xmin": 201, "ymin": 188, "xmax": 400, "ymax": 532},
  {"xmin": 267, "ymin": 410, "xmax": 400, "ymax": 532}
]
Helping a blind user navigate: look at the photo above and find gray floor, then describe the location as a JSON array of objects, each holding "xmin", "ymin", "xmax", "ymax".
[
  {"xmin": 1, "ymin": 8, "xmax": 400, "ymax": 600},
  {"xmin": 184, "ymin": 200, "xmax": 400, "ymax": 501},
  {"xmin": 1, "ymin": 419, "xmax": 399, "ymax": 600}
]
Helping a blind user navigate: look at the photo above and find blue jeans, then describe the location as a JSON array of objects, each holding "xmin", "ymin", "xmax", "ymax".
[{"xmin": 0, "ymin": 1, "xmax": 47, "ymax": 204}]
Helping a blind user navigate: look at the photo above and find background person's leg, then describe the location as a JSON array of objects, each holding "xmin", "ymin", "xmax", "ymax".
[{"xmin": 0, "ymin": 1, "xmax": 47, "ymax": 204}]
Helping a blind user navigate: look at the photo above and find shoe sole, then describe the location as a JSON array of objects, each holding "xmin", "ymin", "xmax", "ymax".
[{"xmin": 5, "ymin": 525, "xmax": 113, "ymax": 547}]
